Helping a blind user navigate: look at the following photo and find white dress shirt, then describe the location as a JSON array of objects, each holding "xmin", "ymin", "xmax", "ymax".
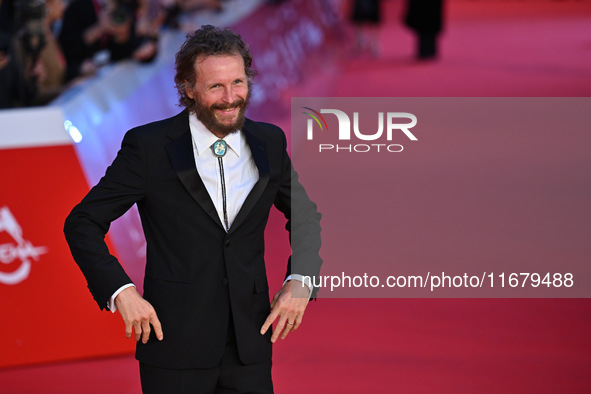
[{"xmin": 189, "ymin": 113, "xmax": 259, "ymax": 230}]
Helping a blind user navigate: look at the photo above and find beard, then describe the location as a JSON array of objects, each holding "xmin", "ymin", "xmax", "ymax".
[{"xmin": 194, "ymin": 92, "xmax": 249, "ymax": 138}]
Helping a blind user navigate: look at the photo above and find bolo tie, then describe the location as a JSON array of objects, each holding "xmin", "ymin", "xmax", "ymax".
[{"xmin": 212, "ymin": 139, "xmax": 229, "ymax": 231}]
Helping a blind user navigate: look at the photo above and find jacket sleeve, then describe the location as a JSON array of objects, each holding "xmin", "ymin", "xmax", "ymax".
[
  {"xmin": 273, "ymin": 128, "xmax": 323, "ymax": 297},
  {"xmin": 64, "ymin": 129, "xmax": 145, "ymax": 309}
]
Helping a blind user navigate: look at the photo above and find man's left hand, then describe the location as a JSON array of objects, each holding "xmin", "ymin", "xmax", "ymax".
[{"xmin": 260, "ymin": 279, "xmax": 310, "ymax": 343}]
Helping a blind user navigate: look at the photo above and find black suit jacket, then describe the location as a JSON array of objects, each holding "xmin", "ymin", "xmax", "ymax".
[{"xmin": 64, "ymin": 110, "xmax": 322, "ymax": 369}]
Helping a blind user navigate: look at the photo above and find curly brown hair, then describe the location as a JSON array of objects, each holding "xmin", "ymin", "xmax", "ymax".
[{"xmin": 174, "ymin": 25, "xmax": 257, "ymax": 114}]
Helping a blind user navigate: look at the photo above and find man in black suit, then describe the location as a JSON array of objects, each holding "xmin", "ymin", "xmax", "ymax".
[{"xmin": 64, "ymin": 25, "xmax": 322, "ymax": 393}]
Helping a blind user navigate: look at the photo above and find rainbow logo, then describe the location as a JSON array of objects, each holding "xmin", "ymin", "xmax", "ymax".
[{"xmin": 302, "ymin": 107, "xmax": 328, "ymax": 132}]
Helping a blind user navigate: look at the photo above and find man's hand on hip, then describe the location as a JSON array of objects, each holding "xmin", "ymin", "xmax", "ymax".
[
  {"xmin": 260, "ymin": 279, "xmax": 310, "ymax": 343},
  {"xmin": 115, "ymin": 286, "xmax": 164, "ymax": 344}
]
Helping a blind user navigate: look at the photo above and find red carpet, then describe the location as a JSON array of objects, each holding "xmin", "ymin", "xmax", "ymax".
[{"xmin": 1, "ymin": 0, "xmax": 590, "ymax": 392}]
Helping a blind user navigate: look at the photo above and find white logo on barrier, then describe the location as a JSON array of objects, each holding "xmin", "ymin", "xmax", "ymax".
[{"xmin": 0, "ymin": 206, "xmax": 48, "ymax": 285}]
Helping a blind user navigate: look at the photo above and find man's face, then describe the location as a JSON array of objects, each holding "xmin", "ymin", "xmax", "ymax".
[{"xmin": 186, "ymin": 54, "xmax": 249, "ymax": 138}]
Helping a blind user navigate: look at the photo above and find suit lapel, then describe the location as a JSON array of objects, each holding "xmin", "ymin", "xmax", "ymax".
[
  {"xmin": 166, "ymin": 111, "xmax": 224, "ymax": 229},
  {"xmin": 229, "ymin": 121, "xmax": 270, "ymax": 233}
]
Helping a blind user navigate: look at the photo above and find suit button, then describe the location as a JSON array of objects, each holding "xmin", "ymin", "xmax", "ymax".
[
  {"xmin": 223, "ymin": 278, "xmax": 228, "ymax": 286},
  {"xmin": 224, "ymin": 239, "xmax": 230, "ymax": 247}
]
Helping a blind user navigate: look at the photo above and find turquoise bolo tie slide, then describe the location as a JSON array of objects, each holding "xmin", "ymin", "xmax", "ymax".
[
  {"xmin": 213, "ymin": 140, "xmax": 227, "ymax": 157},
  {"xmin": 212, "ymin": 139, "xmax": 230, "ymax": 231}
]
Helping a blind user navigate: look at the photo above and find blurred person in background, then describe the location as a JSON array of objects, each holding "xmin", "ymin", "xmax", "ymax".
[
  {"xmin": 58, "ymin": 0, "xmax": 160, "ymax": 82},
  {"xmin": 160, "ymin": 0, "xmax": 222, "ymax": 30},
  {"xmin": 404, "ymin": 0, "xmax": 443, "ymax": 60},
  {"xmin": 349, "ymin": 0, "xmax": 382, "ymax": 57},
  {"xmin": 30, "ymin": 0, "xmax": 66, "ymax": 104},
  {"xmin": 177, "ymin": 0, "xmax": 221, "ymax": 13},
  {"xmin": 0, "ymin": 31, "xmax": 25, "ymax": 108},
  {"xmin": 0, "ymin": 0, "xmax": 66, "ymax": 107},
  {"xmin": 0, "ymin": 0, "xmax": 15, "ymax": 34},
  {"xmin": 0, "ymin": 0, "xmax": 25, "ymax": 108}
]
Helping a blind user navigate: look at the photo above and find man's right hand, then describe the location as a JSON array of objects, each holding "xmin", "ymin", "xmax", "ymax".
[{"xmin": 115, "ymin": 287, "xmax": 163, "ymax": 344}]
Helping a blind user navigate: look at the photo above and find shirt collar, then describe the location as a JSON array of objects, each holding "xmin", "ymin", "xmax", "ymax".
[{"xmin": 189, "ymin": 113, "xmax": 242, "ymax": 157}]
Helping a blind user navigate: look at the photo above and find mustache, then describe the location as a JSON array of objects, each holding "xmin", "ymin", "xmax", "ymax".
[{"xmin": 211, "ymin": 98, "xmax": 246, "ymax": 111}]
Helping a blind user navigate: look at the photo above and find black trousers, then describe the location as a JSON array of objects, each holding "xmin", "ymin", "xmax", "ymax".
[{"xmin": 139, "ymin": 319, "xmax": 273, "ymax": 394}]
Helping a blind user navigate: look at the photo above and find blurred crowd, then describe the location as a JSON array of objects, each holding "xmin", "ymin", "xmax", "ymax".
[
  {"xmin": 1, "ymin": 0, "xmax": 444, "ymax": 109},
  {"xmin": 0, "ymin": 0, "xmax": 229, "ymax": 108}
]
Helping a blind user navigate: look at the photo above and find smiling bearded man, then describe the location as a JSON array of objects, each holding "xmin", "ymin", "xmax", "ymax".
[
  {"xmin": 64, "ymin": 25, "xmax": 322, "ymax": 393},
  {"xmin": 189, "ymin": 54, "xmax": 251, "ymax": 138}
]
